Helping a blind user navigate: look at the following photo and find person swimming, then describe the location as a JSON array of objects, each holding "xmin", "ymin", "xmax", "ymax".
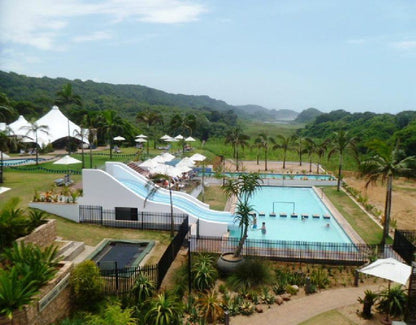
[
  {"xmin": 252, "ymin": 215, "xmax": 257, "ymax": 229},
  {"xmin": 261, "ymin": 222, "xmax": 266, "ymax": 235}
]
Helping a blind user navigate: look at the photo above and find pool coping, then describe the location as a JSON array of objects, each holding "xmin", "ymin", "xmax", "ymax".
[{"xmin": 86, "ymin": 238, "xmax": 155, "ymax": 269}]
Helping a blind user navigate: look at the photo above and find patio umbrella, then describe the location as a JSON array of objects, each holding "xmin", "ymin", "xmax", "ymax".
[
  {"xmin": 164, "ymin": 136, "xmax": 178, "ymax": 142},
  {"xmin": 135, "ymin": 138, "xmax": 147, "ymax": 143},
  {"xmin": 160, "ymin": 152, "xmax": 175, "ymax": 162},
  {"xmin": 113, "ymin": 136, "xmax": 125, "ymax": 141},
  {"xmin": 359, "ymin": 257, "xmax": 411, "ymax": 285},
  {"xmin": 176, "ymin": 157, "xmax": 195, "ymax": 168},
  {"xmin": 53, "ymin": 155, "xmax": 82, "ymax": 165},
  {"xmin": 0, "ymin": 151, "xmax": 10, "ymax": 159},
  {"xmin": 190, "ymin": 153, "xmax": 206, "ymax": 162},
  {"xmin": 149, "ymin": 164, "xmax": 182, "ymax": 178},
  {"xmin": 136, "ymin": 134, "xmax": 147, "ymax": 138},
  {"xmin": 175, "ymin": 134, "xmax": 184, "ymax": 140},
  {"xmin": 139, "ymin": 159, "xmax": 160, "ymax": 169},
  {"xmin": 185, "ymin": 136, "xmax": 196, "ymax": 142},
  {"xmin": 160, "ymin": 134, "xmax": 171, "ymax": 140}
]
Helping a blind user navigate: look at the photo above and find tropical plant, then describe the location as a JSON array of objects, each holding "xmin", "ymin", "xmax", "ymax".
[
  {"xmin": 84, "ymin": 300, "xmax": 136, "ymax": 325},
  {"xmin": 191, "ymin": 254, "xmax": 218, "ymax": 291},
  {"xmin": 226, "ymin": 258, "xmax": 273, "ymax": 291},
  {"xmin": 55, "ymin": 83, "xmax": 82, "ymax": 109},
  {"xmin": 328, "ymin": 130, "xmax": 358, "ymax": 191},
  {"xmin": 196, "ymin": 289, "xmax": 224, "ymax": 324},
  {"xmin": 360, "ymin": 140, "xmax": 416, "ymax": 246},
  {"xmin": 377, "ymin": 285, "xmax": 407, "ymax": 320},
  {"xmin": 292, "ymin": 134, "xmax": 306, "ymax": 166},
  {"xmin": 101, "ymin": 110, "xmax": 123, "ymax": 160},
  {"xmin": 70, "ymin": 260, "xmax": 103, "ymax": 310},
  {"xmin": 225, "ymin": 127, "xmax": 250, "ymax": 171},
  {"xmin": 20, "ymin": 121, "xmax": 49, "ymax": 165},
  {"xmin": 136, "ymin": 109, "xmax": 163, "ymax": 154},
  {"xmin": 304, "ymin": 138, "xmax": 317, "ymax": 173},
  {"xmin": 144, "ymin": 291, "xmax": 183, "ymax": 325},
  {"xmin": 27, "ymin": 208, "xmax": 48, "ymax": 232},
  {"xmin": 358, "ymin": 289, "xmax": 379, "ymax": 319},
  {"xmin": 222, "ymin": 173, "xmax": 262, "ymax": 257},
  {"xmin": 273, "ymin": 134, "xmax": 292, "ymax": 169},
  {"xmin": 130, "ymin": 273, "xmax": 155, "ymax": 305},
  {"xmin": 314, "ymin": 138, "xmax": 330, "ymax": 174},
  {"xmin": 0, "ymin": 198, "xmax": 28, "ymax": 250},
  {"xmin": 255, "ymin": 133, "xmax": 275, "ymax": 171}
]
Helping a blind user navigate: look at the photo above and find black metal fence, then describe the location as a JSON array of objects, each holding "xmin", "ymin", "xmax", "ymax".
[
  {"xmin": 393, "ymin": 230, "xmax": 416, "ymax": 264},
  {"xmin": 190, "ymin": 235, "xmax": 376, "ymax": 265},
  {"xmin": 79, "ymin": 205, "xmax": 188, "ymax": 231}
]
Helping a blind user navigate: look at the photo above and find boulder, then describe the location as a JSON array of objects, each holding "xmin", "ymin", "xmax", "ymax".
[
  {"xmin": 281, "ymin": 293, "xmax": 291, "ymax": 301},
  {"xmin": 275, "ymin": 296, "xmax": 284, "ymax": 305},
  {"xmin": 255, "ymin": 305, "xmax": 263, "ymax": 313}
]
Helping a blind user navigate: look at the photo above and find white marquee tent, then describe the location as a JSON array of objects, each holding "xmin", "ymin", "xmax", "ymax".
[{"xmin": 7, "ymin": 115, "xmax": 31, "ymax": 137}]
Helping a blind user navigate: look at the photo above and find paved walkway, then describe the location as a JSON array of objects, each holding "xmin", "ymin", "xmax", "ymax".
[{"xmin": 232, "ymin": 284, "xmax": 380, "ymax": 325}]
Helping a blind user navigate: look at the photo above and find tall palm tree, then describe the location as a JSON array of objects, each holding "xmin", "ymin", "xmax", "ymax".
[
  {"xmin": 225, "ymin": 127, "xmax": 250, "ymax": 171},
  {"xmin": 304, "ymin": 138, "xmax": 316, "ymax": 173},
  {"xmin": 101, "ymin": 110, "xmax": 122, "ymax": 160},
  {"xmin": 315, "ymin": 138, "xmax": 330, "ymax": 174},
  {"xmin": 20, "ymin": 122, "xmax": 49, "ymax": 165},
  {"xmin": 255, "ymin": 133, "xmax": 275, "ymax": 171},
  {"xmin": 273, "ymin": 135, "xmax": 292, "ymax": 169},
  {"xmin": 222, "ymin": 173, "xmax": 262, "ymax": 257},
  {"xmin": 293, "ymin": 134, "xmax": 305, "ymax": 166},
  {"xmin": 136, "ymin": 110, "xmax": 163, "ymax": 154},
  {"xmin": 360, "ymin": 140, "xmax": 416, "ymax": 247},
  {"xmin": 328, "ymin": 130, "xmax": 358, "ymax": 191}
]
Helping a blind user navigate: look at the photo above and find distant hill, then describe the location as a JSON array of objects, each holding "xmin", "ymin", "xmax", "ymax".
[
  {"xmin": 295, "ymin": 107, "xmax": 323, "ymax": 123},
  {"xmin": 236, "ymin": 105, "xmax": 298, "ymax": 121}
]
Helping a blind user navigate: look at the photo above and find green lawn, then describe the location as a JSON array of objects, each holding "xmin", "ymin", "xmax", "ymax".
[
  {"xmin": 322, "ymin": 187, "xmax": 383, "ymax": 244},
  {"xmin": 198, "ymin": 185, "xmax": 228, "ymax": 211}
]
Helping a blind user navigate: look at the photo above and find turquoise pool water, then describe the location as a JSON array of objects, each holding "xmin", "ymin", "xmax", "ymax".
[
  {"xmin": 2, "ymin": 158, "xmax": 45, "ymax": 166},
  {"xmin": 200, "ymin": 171, "xmax": 335, "ymax": 180},
  {"xmin": 229, "ymin": 186, "xmax": 353, "ymax": 244}
]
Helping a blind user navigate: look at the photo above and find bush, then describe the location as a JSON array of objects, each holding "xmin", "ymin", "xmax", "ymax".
[
  {"xmin": 226, "ymin": 258, "xmax": 273, "ymax": 291},
  {"xmin": 144, "ymin": 291, "xmax": 183, "ymax": 325},
  {"xmin": 70, "ymin": 261, "xmax": 103, "ymax": 310},
  {"xmin": 192, "ymin": 254, "xmax": 218, "ymax": 291},
  {"xmin": 377, "ymin": 285, "xmax": 407, "ymax": 318},
  {"xmin": 84, "ymin": 300, "xmax": 136, "ymax": 325},
  {"xmin": 130, "ymin": 273, "xmax": 155, "ymax": 305}
]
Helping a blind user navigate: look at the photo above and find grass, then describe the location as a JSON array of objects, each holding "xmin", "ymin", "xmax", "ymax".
[
  {"xmin": 299, "ymin": 309, "xmax": 358, "ymax": 325},
  {"xmin": 198, "ymin": 185, "xmax": 228, "ymax": 211},
  {"xmin": 322, "ymin": 187, "xmax": 383, "ymax": 244}
]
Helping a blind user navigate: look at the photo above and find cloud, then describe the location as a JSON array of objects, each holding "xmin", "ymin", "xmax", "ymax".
[
  {"xmin": 391, "ymin": 40, "xmax": 416, "ymax": 50},
  {"xmin": 0, "ymin": 0, "xmax": 206, "ymax": 49},
  {"xmin": 73, "ymin": 31, "xmax": 112, "ymax": 43},
  {"xmin": 0, "ymin": 48, "xmax": 41, "ymax": 72}
]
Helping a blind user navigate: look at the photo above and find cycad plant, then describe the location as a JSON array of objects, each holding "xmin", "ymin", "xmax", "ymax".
[
  {"xmin": 196, "ymin": 289, "xmax": 224, "ymax": 324},
  {"xmin": 130, "ymin": 273, "xmax": 155, "ymax": 305},
  {"xmin": 144, "ymin": 291, "xmax": 183, "ymax": 325},
  {"xmin": 192, "ymin": 254, "xmax": 218, "ymax": 291}
]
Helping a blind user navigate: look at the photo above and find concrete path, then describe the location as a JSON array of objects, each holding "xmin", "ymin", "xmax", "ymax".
[{"xmin": 232, "ymin": 284, "xmax": 380, "ymax": 325}]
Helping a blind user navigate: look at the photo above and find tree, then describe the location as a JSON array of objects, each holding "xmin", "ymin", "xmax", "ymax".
[
  {"xmin": 20, "ymin": 121, "xmax": 49, "ymax": 165},
  {"xmin": 255, "ymin": 133, "xmax": 275, "ymax": 171},
  {"xmin": 273, "ymin": 135, "xmax": 292, "ymax": 169},
  {"xmin": 315, "ymin": 138, "xmax": 330, "ymax": 174},
  {"xmin": 360, "ymin": 140, "xmax": 416, "ymax": 247},
  {"xmin": 0, "ymin": 92, "xmax": 17, "ymax": 123},
  {"xmin": 222, "ymin": 173, "xmax": 262, "ymax": 257},
  {"xmin": 225, "ymin": 127, "xmax": 250, "ymax": 171},
  {"xmin": 293, "ymin": 134, "xmax": 305, "ymax": 166},
  {"xmin": 328, "ymin": 130, "xmax": 358, "ymax": 191},
  {"xmin": 55, "ymin": 83, "xmax": 82, "ymax": 109},
  {"xmin": 101, "ymin": 110, "xmax": 123, "ymax": 160},
  {"xmin": 136, "ymin": 109, "xmax": 163, "ymax": 154}
]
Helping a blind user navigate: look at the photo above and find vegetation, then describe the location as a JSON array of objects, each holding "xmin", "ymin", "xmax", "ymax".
[{"xmin": 377, "ymin": 285, "xmax": 407, "ymax": 320}]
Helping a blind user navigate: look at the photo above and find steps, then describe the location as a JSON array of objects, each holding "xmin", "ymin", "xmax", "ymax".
[{"xmin": 57, "ymin": 240, "xmax": 85, "ymax": 262}]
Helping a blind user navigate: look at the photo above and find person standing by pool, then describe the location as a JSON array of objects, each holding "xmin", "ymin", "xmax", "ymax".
[
  {"xmin": 261, "ymin": 222, "xmax": 266, "ymax": 234},
  {"xmin": 252, "ymin": 215, "xmax": 257, "ymax": 229}
]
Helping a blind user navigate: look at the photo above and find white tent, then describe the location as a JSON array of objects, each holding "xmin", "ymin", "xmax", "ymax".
[
  {"xmin": 185, "ymin": 136, "xmax": 196, "ymax": 142},
  {"xmin": 8, "ymin": 115, "xmax": 31, "ymax": 137},
  {"xmin": 25, "ymin": 106, "xmax": 89, "ymax": 147},
  {"xmin": 53, "ymin": 155, "xmax": 82, "ymax": 165},
  {"xmin": 176, "ymin": 157, "xmax": 195, "ymax": 168},
  {"xmin": 160, "ymin": 152, "xmax": 175, "ymax": 162},
  {"xmin": 160, "ymin": 134, "xmax": 171, "ymax": 140},
  {"xmin": 190, "ymin": 153, "xmax": 206, "ymax": 162},
  {"xmin": 0, "ymin": 151, "xmax": 11, "ymax": 159},
  {"xmin": 139, "ymin": 159, "xmax": 160, "ymax": 169}
]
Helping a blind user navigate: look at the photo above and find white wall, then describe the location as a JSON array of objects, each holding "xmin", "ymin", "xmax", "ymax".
[{"xmin": 29, "ymin": 203, "xmax": 80, "ymax": 223}]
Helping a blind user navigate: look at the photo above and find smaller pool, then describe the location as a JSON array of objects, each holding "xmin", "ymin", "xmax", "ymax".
[
  {"xmin": 2, "ymin": 158, "xmax": 46, "ymax": 166},
  {"xmin": 89, "ymin": 239, "xmax": 154, "ymax": 271}
]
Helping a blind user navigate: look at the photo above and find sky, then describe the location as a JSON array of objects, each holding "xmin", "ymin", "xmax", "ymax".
[{"xmin": 0, "ymin": 0, "xmax": 415, "ymax": 114}]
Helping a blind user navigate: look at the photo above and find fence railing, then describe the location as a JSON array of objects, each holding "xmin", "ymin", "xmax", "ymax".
[
  {"xmin": 79, "ymin": 205, "xmax": 188, "ymax": 231},
  {"xmin": 190, "ymin": 235, "xmax": 375, "ymax": 265},
  {"xmin": 393, "ymin": 230, "xmax": 416, "ymax": 264}
]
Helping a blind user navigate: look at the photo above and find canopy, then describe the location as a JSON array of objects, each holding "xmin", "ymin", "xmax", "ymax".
[
  {"xmin": 8, "ymin": 115, "xmax": 31, "ymax": 137},
  {"xmin": 185, "ymin": 136, "xmax": 196, "ymax": 142},
  {"xmin": 175, "ymin": 134, "xmax": 184, "ymax": 140},
  {"xmin": 176, "ymin": 157, "xmax": 195, "ymax": 168},
  {"xmin": 23, "ymin": 106, "xmax": 89, "ymax": 147},
  {"xmin": 149, "ymin": 164, "xmax": 182, "ymax": 178},
  {"xmin": 135, "ymin": 138, "xmax": 147, "ymax": 143},
  {"xmin": 0, "ymin": 151, "xmax": 11, "ymax": 159},
  {"xmin": 164, "ymin": 137, "xmax": 178, "ymax": 142},
  {"xmin": 113, "ymin": 136, "xmax": 125, "ymax": 141},
  {"xmin": 139, "ymin": 159, "xmax": 160, "ymax": 169},
  {"xmin": 359, "ymin": 258, "xmax": 412, "ymax": 285},
  {"xmin": 159, "ymin": 152, "xmax": 175, "ymax": 162},
  {"xmin": 136, "ymin": 134, "xmax": 147, "ymax": 138},
  {"xmin": 53, "ymin": 155, "xmax": 82, "ymax": 165},
  {"xmin": 190, "ymin": 153, "xmax": 206, "ymax": 162},
  {"xmin": 160, "ymin": 134, "xmax": 171, "ymax": 140}
]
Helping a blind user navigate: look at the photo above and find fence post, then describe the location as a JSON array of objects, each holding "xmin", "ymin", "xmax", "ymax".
[
  {"xmin": 100, "ymin": 206, "xmax": 103, "ymax": 225},
  {"xmin": 141, "ymin": 211, "xmax": 144, "ymax": 230},
  {"xmin": 115, "ymin": 262, "xmax": 119, "ymax": 291}
]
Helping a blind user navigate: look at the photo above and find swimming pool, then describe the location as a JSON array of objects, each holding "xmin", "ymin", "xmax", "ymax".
[
  {"xmin": 2, "ymin": 158, "xmax": 45, "ymax": 166},
  {"xmin": 200, "ymin": 171, "xmax": 335, "ymax": 181},
  {"xmin": 229, "ymin": 186, "xmax": 353, "ymax": 244}
]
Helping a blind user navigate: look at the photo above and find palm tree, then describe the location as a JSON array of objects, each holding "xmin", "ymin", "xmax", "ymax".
[
  {"xmin": 222, "ymin": 173, "xmax": 262, "ymax": 257},
  {"xmin": 328, "ymin": 130, "xmax": 358, "ymax": 191},
  {"xmin": 293, "ymin": 134, "xmax": 305, "ymax": 166},
  {"xmin": 136, "ymin": 109, "xmax": 163, "ymax": 154},
  {"xmin": 255, "ymin": 133, "xmax": 275, "ymax": 171},
  {"xmin": 101, "ymin": 110, "xmax": 123, "ymax": 160},
  {"xmin": 144, "ymin": 292, "xmax": 183, "ymax": 325},
  {"xmin": 304, "ymin": 138, "xmax": 317, "ymax": 173},
  {"xmin": 273, "ymin": 135, "xmax": 292, "ymax": 169},
  {"xmin": 315, "ymin": 138, "xmax": 330, "ymax": 174},
  {"xmin": 20, "ymin": 121, "xmax": 49, "ymax": 165},
  {"xmin": 360, "ymin": 140, "xmax": 416, "ymax": 247},
  {"xmin": 225, "ymin": 127, "xmax": 250, "ymax": 171}
]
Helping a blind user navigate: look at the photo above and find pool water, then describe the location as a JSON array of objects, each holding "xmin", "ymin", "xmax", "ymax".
[
  {"xmin": 229, "ymin": 186, "xmax": 353, "ymax": 244},
  {"xmin": 2, "ymin": 158, "xmax": 45, "ymax": 166},
  {"xmin": 201, "ymin": 171, "xmax": 335, "ymax": 180}
]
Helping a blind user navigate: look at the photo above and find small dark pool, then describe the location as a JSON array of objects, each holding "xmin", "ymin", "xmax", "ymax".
[{"xmin": 89, "ymin": 240, "xmax": 154, "ymax": 271}]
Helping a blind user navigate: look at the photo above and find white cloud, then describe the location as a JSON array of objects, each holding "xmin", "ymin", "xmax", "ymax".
[
  {"xmin": 73, "ymin": 31, "xmax": 112, "ymax": 43},
  {"xmin": 391, "ymin": 40, "xmax": 416, "ymax": 50},
  {"xmin": 0, "ymin": 48, "xmax": 41, "ymax": 72},
  {"xmin": 0, "ymin": 0, "xmax": 206, "ymax": 49}
]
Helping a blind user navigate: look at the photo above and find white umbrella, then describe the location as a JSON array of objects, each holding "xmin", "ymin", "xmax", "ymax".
[
  {"xmin": 53, "ymin": 155, "xmax": 82, "ymax": 165},
  {"xmin": 190, "ymin": 153, "xmax": 206, "ymax": 162},
  {"xmin": 175, "ymin": 134, "xmax": 184, "ymax": 140},
  {"xmin": 164, "ymin": 136, "xmax": 178, "ymax": 142},
  {"xmin": 136, "ymin": 134, "xmax": 147, "ymax": 138},
  {"xmin": 185, "ymin": 136, "xmax": 196, "ymax": 142},
  {"xmin": 139, "ymin": 159, "xmax": 160, "ymax": 168},
  {"xmin": 160, "ymin": 134, "xmax": 171, "ymax": 140},
  {"xmin": 113, "ymin": 136, "xmax": 125, "ymax": 141},
  {"xmin": 160, "ymin": 152, "xmax": 175, "ymax": 162},
  {"xmin": 135, "ymin": 138, "xmax": 147, "ymax": 143},
  {"xmin": 0, "ymin": 152, "xmax": 10, "ymax": 159},
  {"xmin": 149, "ymin": 164, "xmax": 181, "ymax": 178},
  {"xmin": 176, "ymin": 157, "xmax": 195, "ymax": 168},
  {"xmin": 359, "ymin": 258, "xmax": 412, "ymax": 285}
]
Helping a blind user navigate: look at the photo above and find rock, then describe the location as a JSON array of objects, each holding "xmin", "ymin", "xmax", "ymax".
[
  {"xmin": 281, "ymin": 293, "xmax": 291, "ymax": 301},
  {"xmin": 255, "ymin": 305, "xmax": 263, "ymax": 313},
  {"xmin": 275, "ymin": 296, "xmax": 284, "ymax": 305},
  {"xmin": 291, "ymin": 285, "xmax": 299, "ymax": 292}
]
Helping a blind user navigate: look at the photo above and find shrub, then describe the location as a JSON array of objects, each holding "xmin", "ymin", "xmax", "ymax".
[
  {"xmin": 192, "ymin": 255, "xmax": 218, "ymax": 291},
  {"xmin": 84, "ymin": 300, "xmax": 136, "ymax": 325},
  {"xmin": 310, "ymin": 268, "xmax": 330, "ymax": 289},
  {"xmin": 144, "ymin": 291, "xmax": 183, "ymax": 325},
  {"xmin": 70, "ymin": 261, "xmax": 103, "ymax": 310},
  {"xmin": 130, "ymin": 273, "xmax": 155, "ymax": 305},
  {"xmin": 226, "ymin": 258, "xmax": 273, "ymax": 291},
  {"xmin": 27, "ymin": 208, "xmax": 48, "ymax": 232},
  {"xmin": 196, "ymin": 289, "xmax": 224, "ymax": 323},
  {"xmin": 0, "ymin": 198, "xmax": 28, "ymax": 250},
  {"xmin": 239, "ymin": 300, "xmax": 255, "ymax": 316},
  {"xmin": 377, "ymin": 285, "xmax": 407, "ymax": 318}
]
